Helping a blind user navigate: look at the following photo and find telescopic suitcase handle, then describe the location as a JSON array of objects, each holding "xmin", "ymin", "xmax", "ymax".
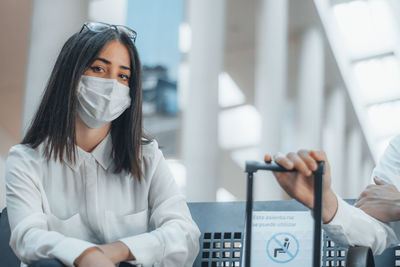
[{"xmin": 244, "ymin": 160, "xmax": 325, "ymax": 267}]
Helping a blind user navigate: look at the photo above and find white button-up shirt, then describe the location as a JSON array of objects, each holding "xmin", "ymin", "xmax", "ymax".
[
  {"xmin": 5, "ymin": 134, "xmax": 200, "ymax": 267},
  {"xmin": 323, "ymin": 135, "xmax": 400, "ymax": 254}
]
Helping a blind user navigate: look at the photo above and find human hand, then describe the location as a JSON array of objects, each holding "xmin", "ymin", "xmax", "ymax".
[
  {"xmin": 265, "ymin": 150, "xmax": 338, "ymax": 223},
  {"xmin": 74, "ymin": 247, "xmax": 115, "ymax": 267},
  {"xmin": 99, "ymin": 241, "xmax": 135, "ymax": 264},
  {"xmin": 355, "ymin": 177, "xmax": 400, "ymax": 222}
]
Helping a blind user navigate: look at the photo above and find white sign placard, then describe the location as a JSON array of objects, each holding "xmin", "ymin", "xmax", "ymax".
[{"xmin": 250, "ymin": 211, "xmax": 314, "ymax": 266}]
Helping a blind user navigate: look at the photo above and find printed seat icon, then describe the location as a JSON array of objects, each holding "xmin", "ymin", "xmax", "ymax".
[{"xmin": 274, "ymin": 238, "xmax": 290, "ymax": 258}]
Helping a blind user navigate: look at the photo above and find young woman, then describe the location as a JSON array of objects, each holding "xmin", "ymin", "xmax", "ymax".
[
  {"xmin": 265, "ymin": 141, "xmax": 400, "ymax": 255},
  {"xmin": 5, "ymin": 22, "xmax": 200, "ymax": 267}
]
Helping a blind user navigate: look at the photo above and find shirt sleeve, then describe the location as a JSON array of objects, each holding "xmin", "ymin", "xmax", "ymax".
[
  {"xmin": 5, "ymin": 146, "xmax": 96, "ymax": 266},
  {"xmin": 322, "ymin": 195, "xmax": 398, "ymax": 254},
  {"xmin": 322, "ymin": 136, "xmax": 400, "ymax": 255},
  {"xmin": 371, "ymin": 135, "xmax": 400, "ymax": 187},
  {"xmin": 119, "ymin": 143, "xmax": 200, "ymax": 267}
]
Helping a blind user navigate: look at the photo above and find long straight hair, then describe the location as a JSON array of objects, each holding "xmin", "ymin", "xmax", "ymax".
[{"xmin": 22, "ymin": 28, "xmax": 149, "ymax": 180}]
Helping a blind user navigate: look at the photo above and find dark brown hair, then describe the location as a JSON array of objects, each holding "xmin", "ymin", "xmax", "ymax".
[{"xmin": 22, "ymin": 27, "xmax": 149, "ymax": 180}]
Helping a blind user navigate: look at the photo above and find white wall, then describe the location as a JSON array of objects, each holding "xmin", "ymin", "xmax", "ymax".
[
  {"xmin": 22, "ymin": 0, "xmax": 89, "ymax": 133},
  {"xmin": 0, "ymin": 155, "xmax": 6, "ymax": 210},
  {"xmin": 88, "ymin": 0, "xmax": 127, "ymax": 25},
  {"xmin": 0, "ymin": 127, "xmax": 13, "ymax": 210}
]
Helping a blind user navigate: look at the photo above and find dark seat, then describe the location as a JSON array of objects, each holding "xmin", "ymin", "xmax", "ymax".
[
  {"xmin": 0, "ymin": 208, "xmax": 20, "ymax": 267},
  {"xmin": 188, "ymin": 201, "xmax": 246, "ymax": 267}
]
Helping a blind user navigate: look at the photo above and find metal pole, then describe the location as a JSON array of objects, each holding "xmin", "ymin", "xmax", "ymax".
[
  {"xmin": 313, "ymin": 161, "xmax": 325, "ymax": 267},
  {"xmin": 245, "ymin": 172, "xmax": 253, "ymax": 267}
]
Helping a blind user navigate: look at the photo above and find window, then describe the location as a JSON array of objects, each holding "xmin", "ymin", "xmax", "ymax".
[
  {"xmin": 332, "ymin": 0, "xmax": 400, "ymax": 157},
  {"xmin": 333, "ymin": 0, "xmax": 397, "ymax": 59}
]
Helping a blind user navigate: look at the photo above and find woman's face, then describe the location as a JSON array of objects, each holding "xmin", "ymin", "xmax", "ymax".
[{"xmin": 83, "ymin": 40, "xmax": 131, "ymax": 86}]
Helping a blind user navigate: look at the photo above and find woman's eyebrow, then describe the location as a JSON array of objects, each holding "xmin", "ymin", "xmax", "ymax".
[
  {"xmin": 93, "ymin": 57, "xmax": 111, "ymax": 65},
  {"xmin": 120, "ymin": 65, "xmax": 130, "ymax": 71},
  {"xmin": 93, "ymin": 57, "xmax": 130, "ymax": 71}
]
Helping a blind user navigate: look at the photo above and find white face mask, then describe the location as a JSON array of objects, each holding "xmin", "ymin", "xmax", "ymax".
[{"xmin": 76, "ymin": 75, "xmax": 131, "ymax": 128}]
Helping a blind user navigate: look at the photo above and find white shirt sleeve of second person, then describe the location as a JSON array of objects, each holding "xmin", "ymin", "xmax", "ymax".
[
  {"xmin": 322, "ymin": 136, "xmax": 400, "ymax": 254},
  {"xmin": 323, "ymin": 196, "xmax": 399, "ymax": 254}
]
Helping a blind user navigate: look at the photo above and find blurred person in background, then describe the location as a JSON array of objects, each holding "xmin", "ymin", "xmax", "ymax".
[
  {"xmin": 264, "ymin": 137, "xmax": 400, "ymax": 255},
  {"xmin": 5, "ymin": 22, "xmax": 199, "ymax": 267}
]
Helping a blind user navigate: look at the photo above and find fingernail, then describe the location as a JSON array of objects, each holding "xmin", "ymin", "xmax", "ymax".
[{"xmin": 313, "ymin": 162, "xmax": 318, "ymax": 170}]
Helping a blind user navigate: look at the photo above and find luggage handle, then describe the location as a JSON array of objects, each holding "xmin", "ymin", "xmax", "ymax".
[{"xmin": 244, "ymin": 160, "xmax": 325, "ymax": 267}]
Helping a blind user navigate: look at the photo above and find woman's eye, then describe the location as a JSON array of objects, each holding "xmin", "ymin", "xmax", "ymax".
[
  {"xmin": 119, "ymin": 74, "xmax": 130, "ymax": 81},
  {"xmin": 90, "ymin": 66, "xmax": 104, "ymax": 73}
]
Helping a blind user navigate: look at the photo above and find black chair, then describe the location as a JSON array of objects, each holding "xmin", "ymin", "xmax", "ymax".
[
  {"xmin": 0, "ymin": 208, "xmax": 20, "ymax": 267},
  {"xmin": 188, "ymin": 202, "xmax": 246, "ymax": 267}
]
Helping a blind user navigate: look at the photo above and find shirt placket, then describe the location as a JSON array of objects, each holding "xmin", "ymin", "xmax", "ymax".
[{"xmin": 84, "ymin": 155, "xmax": 104, "ymax": 243}]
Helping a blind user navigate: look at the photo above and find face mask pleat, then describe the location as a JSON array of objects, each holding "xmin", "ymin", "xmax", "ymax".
[{"xmin": 76, "ymin": 75, "xmax": 131, "ymax": 128}]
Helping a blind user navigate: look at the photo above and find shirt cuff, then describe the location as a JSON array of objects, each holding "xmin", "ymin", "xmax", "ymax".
[
  {"xmin": 326, "ymin": 196, "xmax": 354, "ymax": 227},
  {"xmin": 322, "ymin": 196, "xmax": 353, "ymax": 245},
  {"xmin": 50, "ymin": 237, "xmax": 96, "ymax": 266},
  {"xmin": 119, "ymin": 232, "xmax": 163, "ymax": 267}
]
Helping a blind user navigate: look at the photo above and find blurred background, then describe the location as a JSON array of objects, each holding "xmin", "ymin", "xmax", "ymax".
[{"xmin": 1, "ymin": 0, "xmax": 400, "ymax": 209}]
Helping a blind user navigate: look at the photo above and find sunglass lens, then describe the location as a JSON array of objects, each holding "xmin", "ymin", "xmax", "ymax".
[
  {"xmin": 119, "ymin": 26, "xmax": 137, "ymax": 40},
  {"xmin": 82, "ymin": 22, "xmax": 137, "ymax": 42},
  {"xmin": 87, "ymin": 22, "xmax": 110, "ymax": 32}
]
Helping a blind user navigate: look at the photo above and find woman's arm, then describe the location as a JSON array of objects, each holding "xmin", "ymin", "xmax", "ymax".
[
  {"xmin": 355, "ymin": 176, "xmax": 400, "ymax": 222},
  {"xmin": 74, "ymin": 247, "xmax": 114, "ymax": 267},
  {"xmin": 324, "ymin": 136, "xmax": 400, "ymax": 254},
  {"xmin": 5, "ymin": 146, "xmax": 111, "ymax": 266},
  {"xmin": 355, "ymin": 136, "xmax": 400, "ymax": 223},
  {"xmin": 98, "ymin": 241, "xmax": 134, "ymax": 264},
  {"xmin": 323, "ymin": 195, "xmax": 398, "ymax": 255},
  {"xmin": 117, "ymin": 143, "xmax": 200, "ymax": 267}
]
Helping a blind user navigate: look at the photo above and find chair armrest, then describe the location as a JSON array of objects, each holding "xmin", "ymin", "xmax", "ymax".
[{"xmin": 346, "ymin": 246, "xmax": 375, "ymax": 267}]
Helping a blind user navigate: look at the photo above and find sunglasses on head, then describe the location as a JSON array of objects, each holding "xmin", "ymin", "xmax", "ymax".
[{"xmin": 80, "ymin": 22, "xmax": 137, "ymax": 43}]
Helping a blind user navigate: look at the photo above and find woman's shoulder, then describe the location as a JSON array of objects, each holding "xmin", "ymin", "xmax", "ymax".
[
  {"xmin": 7, "ymin": 143, "xmax": 45, "ymax": 167},
  {"xmin": 388, "ymin": 135, "xmax": 400, "ymax": 149},
  {"xmin": 141, "ymin": 139, "xmax": 161, "ymax": 158},
  {"xmin": 5, "ymin": 143, "xmax": 46, "ymax": 184},
  {"xmin": 8, "ymin": 143, "xmax": 42, "ymax": 158},
  {"xmin": 139, "ymin": 139, "xmax": 164, "ymax": 179},
  {"xmin": 381, "ymin": 135, "xmax": 400, "ymax": 159},
  {"xmin": 372, "ymin": 135, "xmax": 400, "ymax": 184}
]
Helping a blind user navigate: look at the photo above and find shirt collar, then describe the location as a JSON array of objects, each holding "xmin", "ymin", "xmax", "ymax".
[
  {"xmin": 91, "ymin": 133, "xmax": 113, "ymax": 170},
  {"xmin": 64, "ymin": 133, "xmax": 113, "ymax": 171}
]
